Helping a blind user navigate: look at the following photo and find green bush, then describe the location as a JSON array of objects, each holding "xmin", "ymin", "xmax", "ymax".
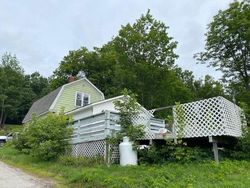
[
  {"xmin": 226, "ymin": 127, "xmax": 250, "ymax": 160},
  {"xmin": 13, "ymin": 113, "xmax": 73, "ymax": 161},
  {"xmin": 108, "ymin": 89, "xmax": 145, "ymax": 148},
  {"xmin": 138, "ymin": 140, "xmax": 212, "ymax": 164}
]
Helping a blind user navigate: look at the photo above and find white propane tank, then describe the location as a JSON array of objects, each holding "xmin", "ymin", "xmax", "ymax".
[{"xmin": 119, "ymin": 136, "xmax": 137, "ymax": 166}]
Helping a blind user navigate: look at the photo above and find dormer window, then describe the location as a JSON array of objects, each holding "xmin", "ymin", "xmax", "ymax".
[{"xmin": 75, "ymin": 92, "xmax": 90, "ymax": 107}]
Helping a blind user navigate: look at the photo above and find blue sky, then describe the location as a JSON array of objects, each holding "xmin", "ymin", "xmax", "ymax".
[{"xmin": 0, "ymin": 0, "xmax": 233, "ymax": 79}]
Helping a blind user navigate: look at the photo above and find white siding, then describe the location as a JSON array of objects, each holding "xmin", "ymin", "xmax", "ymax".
[
  {"xmin": 92, "ymin": 101, "xmax": 118, "ymax": 114},
  {"xmin": 73, "ymin": 107, "xmax": 93, "ymax": 121}
]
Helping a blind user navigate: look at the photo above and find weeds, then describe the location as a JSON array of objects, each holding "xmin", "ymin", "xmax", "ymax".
[{"xmin": 1, "ymin": 145, "xmax": 250, "ymax": 187}]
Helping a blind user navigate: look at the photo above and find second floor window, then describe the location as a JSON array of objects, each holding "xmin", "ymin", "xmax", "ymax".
[{"xmin": 75, "ymin": 92, "xmax": 90, "ymax": 107}]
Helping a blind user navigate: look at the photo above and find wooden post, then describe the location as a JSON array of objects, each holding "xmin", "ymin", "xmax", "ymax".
[
  {"xmin": 105, "ymin": 111, "xmax": 111, "ymax": 137},
  {"xmin": 149, "ymin": 139, "xmax": 153, "ymax": 145},
  {"xmin": 105, "ymin": 142, "xmax": 111, "ymax": 166},
  {"xmin": 213, "ymin": 142, "xmax": 219, "ymax": 164},
  {"xmin": 76, "ymin": 120, "xmax": 80, "ymax": 156},
  {"xmin": 77, "ymin": 120, "xmax": 80, "ymax": 140},
  {"xmin": 209, "ymin": 136, "xmax": 219, "ymax": 164},
  {"xmin": 172, "ymin": 108, "xmax": 178, "ymax": 144},
  {"xmin": 104, "ymin": 111, "xmax": 111, "ymax": 165},
  {"xmin": 173, "ymin": 126, "xmax": 177, "ymax": 144}
]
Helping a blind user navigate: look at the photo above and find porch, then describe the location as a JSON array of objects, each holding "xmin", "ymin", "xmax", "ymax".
[{"xmin": 70, "ymin": 110, "xmax": 167, "ymax": 159}]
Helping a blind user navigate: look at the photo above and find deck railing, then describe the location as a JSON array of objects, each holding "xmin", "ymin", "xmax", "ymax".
[
  {"xmin": 71, "ymin": 111, "xmax": 166, "ymax": 144},
  {"xmin": 149, "ymin": 117, "xmax": 166, "ymax": 133},
  {"xmin": 172, "ymin": 96, "xmax": 245, "ymax": 138}
]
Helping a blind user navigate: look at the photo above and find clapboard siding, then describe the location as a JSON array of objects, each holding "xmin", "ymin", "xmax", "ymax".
[{"xmin": 54, "ymin": 80, "xmax": 103, "ymax": 113}]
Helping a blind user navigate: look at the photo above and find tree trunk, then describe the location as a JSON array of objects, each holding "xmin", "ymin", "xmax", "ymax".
[
  {"xmin": 2, "ymin": 113, "xmax": 7, "ymax": 128},
  {"xmin": 0, "ymin": 99, "xmax": 4, "ymax": 129},
  {"xmin": 244, "ymin": 78, "xmax": 250, "ymax": 91}
]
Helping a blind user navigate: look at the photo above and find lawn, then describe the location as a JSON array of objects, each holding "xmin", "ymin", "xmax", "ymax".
[{"xmin": 0, "ymin": 145, "xmax": 250, "ymax": 188}]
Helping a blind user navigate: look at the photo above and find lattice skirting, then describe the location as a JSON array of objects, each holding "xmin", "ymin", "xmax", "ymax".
[
  {"xmin": 70, "ymin": 139, "xmax": 119, "ymax": 163},
  {"xmin": 71, "ymin": 140, "xmax": 106, "ymax": 157},
  {"xmin": 173, "ymin": 96, "xmax": 244, "ymax": 138},
  {"xmin": 109, "ymin": 145, "xmax": 119, "ymax": 163}
]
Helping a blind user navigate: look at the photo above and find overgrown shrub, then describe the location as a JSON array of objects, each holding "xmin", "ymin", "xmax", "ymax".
[
  {"xmin": 13, "ymin": 112, "xmax": 73, "ymax": 160},
  {"xmin": 108, "ymin": 89, "xmax": 145, "ymax": 148},
  {"xmin": 138, "ymin": 140, "xmax": 212, "ymax": 164},
  {"xmin": 226, "ymin": 127, "xmax": 250, "ymax": 160}
]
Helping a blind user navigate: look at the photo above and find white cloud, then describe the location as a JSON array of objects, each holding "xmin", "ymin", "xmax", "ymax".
[{"xmin": 0, "ymin": 0, "xmax": 233, "ymax": 79}]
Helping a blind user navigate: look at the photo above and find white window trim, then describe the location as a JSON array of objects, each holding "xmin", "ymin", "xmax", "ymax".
[
  {"xmin": 83, "ymin": 93, "xmax": 90, "ymax": 106},
  {"xmin": 75, "ymin": 92, "xmax": 82, "ymax": 107},
  {"xmin": 75, "ymin": 92, "xmax": 90, "ymax": 107}
]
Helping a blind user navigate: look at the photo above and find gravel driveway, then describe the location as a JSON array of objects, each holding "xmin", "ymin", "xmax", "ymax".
[{"xmin": 0, "ymin": 161, "xmax": 55, "ymax": 188}]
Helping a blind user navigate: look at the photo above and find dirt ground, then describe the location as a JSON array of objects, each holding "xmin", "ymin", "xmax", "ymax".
[{"xmin": 0, "ymin": 161, "xmax": 55, "ymax": 188}]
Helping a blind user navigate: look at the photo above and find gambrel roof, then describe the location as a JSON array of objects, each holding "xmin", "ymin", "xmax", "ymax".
[
  {"xmin": 22, "ymin": 77, "xmax": 105, "ymax": 124},
  {"xmin": 22, "ymin": 86, "xmax": 62, "ymax": 123}
]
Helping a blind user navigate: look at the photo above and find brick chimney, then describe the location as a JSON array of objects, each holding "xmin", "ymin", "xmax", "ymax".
[{"xmin": 68, "ymin": 75, "xmax": 75, "ymax": 83}]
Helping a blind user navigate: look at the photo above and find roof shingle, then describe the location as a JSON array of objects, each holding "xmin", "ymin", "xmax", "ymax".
[{"xmin": 22, "ymin": 86, "xmax": 62, "ymax": 123}]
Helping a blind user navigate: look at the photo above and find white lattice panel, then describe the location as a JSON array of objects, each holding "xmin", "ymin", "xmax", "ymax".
[
  {"xmin": 71, "ymin": 139, "xmax": 120, "ymax": 162},
  {"xmin": 132, "ymin": 109, "xmax": 157, "ymax": 139},
  {"xmin": 132, "ymin": 109, "xmax": 152, "ymax": 126},
  {"xmin": 71, "ymin": 140, "xmax": 106, "ymax": 157},
  {"xmin": 173, "ymin": 96, "xmax": 245, "ymax": 138},
  {"xmin": 141, "ymin": 126, "xmax": 156, "ymax": 139},
  {"xmin": 109, "ymin": 145, "xmax": 119, "ymax": 163}
]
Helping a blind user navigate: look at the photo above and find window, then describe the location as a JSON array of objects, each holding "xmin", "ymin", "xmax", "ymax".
[
  {"xmin": 75, "ymin": 92, "xmax": 90, "ymax": 107},
  {"xmin": 76, "ymin": 93, "xmax": 82, "ymax": 106},
  {"xmin": 83, "ymin": 94, "xmax": 89, "ymax": 106}
]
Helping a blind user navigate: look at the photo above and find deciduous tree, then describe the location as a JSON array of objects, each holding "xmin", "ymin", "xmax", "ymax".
[
  {"xmin": 0, "ymin": 53, "xmax": 49, "ymax": 125},
  {"xmin": 52, "ymin": 11, "xmax": 193, "ymax": 112},
  {"xmin": 195, "ymin": 1, "xmax": 250, "ymax": 91}
]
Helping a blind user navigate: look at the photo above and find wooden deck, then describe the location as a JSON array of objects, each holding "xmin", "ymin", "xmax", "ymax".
[{"xmin": 71, "ymin": 111, "xmax": 166, "ymax": 144}]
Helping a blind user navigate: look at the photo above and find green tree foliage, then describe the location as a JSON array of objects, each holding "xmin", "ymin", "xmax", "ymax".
[
  {"xmin": 175, "ymin": 69, "xmax": 225, "ymax": 100},
  {"xmin": 108, "ymin": 10, "xmax": 178, "ymax": 67},
  {"xmin": 227, "ymin": 81, "xmax": 250, "ymax": 123},
  {"xmin": 51, "ymin": 11, "xmax": 195, "ymax": 113},
  {"xmin": 195, "ymin": 0, "xmax": 250, "ymax": 91},
  {"xmin": 193, "ymin": 75, "xmax": 225, "ymax": 100},
  {"xmin": 0, "ymin": 53, "xmax": 32, "ymax": 126},
  {"xmin": 108, "ymin": 89, "xmax": 145, "ymax": 147},
  {"xmin": 0, "ymin": 53, "xmax": 49, "ymax": 125},
  {"xmin": 234, "ymin": 127, "xmax": 250, "ymax": 159},
  {"xmin": 51, "ymin": 48, "xmax": 117, "ymax": 97},
  {"xmin": 196, "ymin": 0, "xmax": 250, "ymax": 123},
  {"xmin": 225, "ymin": 127, "xmax": 250, "ymax": 160},
  {"xmin": 13, "ymin": 113, "xmax": 73, "ymax": 161},
  {"xmin": 138, "ymin": 141, "xmax": 211, "ymax": 164},
  {"xmin": 98, "ymin": 10, "xmax": 192, "ymax": 109},
  {"xmin": 26, "ymin": 72, "xmax": 49, "ymax": 98},
  {"xmin": 174, "ymin": 102, "xmax": 186, "ymax": 138}
]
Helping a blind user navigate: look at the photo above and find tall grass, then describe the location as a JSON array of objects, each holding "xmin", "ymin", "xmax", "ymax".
[{"xmin": 0, "ymin": 144, "xmax": 250, "ymax": 188}]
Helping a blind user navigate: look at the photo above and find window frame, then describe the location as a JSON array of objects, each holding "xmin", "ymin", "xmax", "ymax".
[{"xmin": 75, "ymin": 92, "xmax": 90, "ymax": 107}]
